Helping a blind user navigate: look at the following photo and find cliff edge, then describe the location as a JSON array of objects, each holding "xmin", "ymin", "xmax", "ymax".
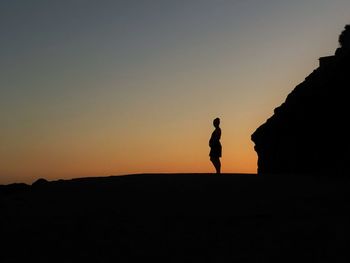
[{"xmin": 251, "ymin": 25, "xmax": 350, "ymax": 175}]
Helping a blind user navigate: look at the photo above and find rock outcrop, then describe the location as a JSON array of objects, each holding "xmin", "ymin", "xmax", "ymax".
[{"xmin": 251, "ymin": 25, "xmax": 350, "ymax": 175}]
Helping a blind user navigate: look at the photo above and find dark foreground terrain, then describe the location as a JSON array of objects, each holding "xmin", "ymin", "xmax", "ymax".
[{"xmin": 1, "ymin": 173, "xmax": 350, "ymax": 262}]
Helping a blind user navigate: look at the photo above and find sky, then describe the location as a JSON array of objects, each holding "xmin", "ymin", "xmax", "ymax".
[{"xmin": 1, "ymin": 0, "xmax": 349, "ymax": 184}]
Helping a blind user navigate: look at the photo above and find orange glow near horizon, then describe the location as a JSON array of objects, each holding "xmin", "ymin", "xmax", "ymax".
[{"xmin": 0, "ymin": 122, "xmax": 258, "ymax": 184}]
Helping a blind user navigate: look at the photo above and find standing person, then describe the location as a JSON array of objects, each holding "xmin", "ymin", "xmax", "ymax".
[{"xmin": 209, "ymin": 117, "xmax": 222, "ymax": 174}]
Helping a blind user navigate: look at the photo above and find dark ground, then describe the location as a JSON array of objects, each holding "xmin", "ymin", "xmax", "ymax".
[{"xmin": 1, "ymin": 173, "xmax": 350, "ymax": 262}]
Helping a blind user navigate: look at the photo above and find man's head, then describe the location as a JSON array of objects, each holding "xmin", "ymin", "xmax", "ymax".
[{"xmin": 213, "ymin": 117, "xmax": 220, "ymax": 128}]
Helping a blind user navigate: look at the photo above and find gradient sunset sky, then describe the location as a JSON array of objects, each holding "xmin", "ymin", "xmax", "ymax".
[{"xmin": 1, "ymin": 0, "xmax": 349, "ymax": 184}]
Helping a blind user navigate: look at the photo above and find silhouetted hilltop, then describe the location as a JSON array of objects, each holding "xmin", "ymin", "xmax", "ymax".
[
  {"xmin": 1, "ymin": 173, "xmax": 350, "ymax": 262},
  {"xmin": 251, "ymin": 24, "xmax": 350, "ymax": 175},
  {"xmin": 0, "ymin": 183, "xmax": 29, "ymax": 197}
]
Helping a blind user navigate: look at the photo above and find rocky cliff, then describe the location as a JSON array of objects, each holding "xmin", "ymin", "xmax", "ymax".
[{"xmin": 251, "ymin": 25, "xmax": 350, "ymax": 175}]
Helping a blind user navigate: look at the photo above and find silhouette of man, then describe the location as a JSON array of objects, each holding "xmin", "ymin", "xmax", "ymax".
[{"xmin": 209, "ymin": 117, "xmax": 222, "ymax": 174}]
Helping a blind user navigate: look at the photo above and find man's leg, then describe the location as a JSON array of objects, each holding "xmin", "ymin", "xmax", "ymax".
[{"xmin": 211, "ymin": 157, "xmax": 221, "ymax": 174}]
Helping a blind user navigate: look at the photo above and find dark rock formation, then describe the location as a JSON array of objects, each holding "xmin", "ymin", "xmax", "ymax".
[
  {"xmin": 2, "ymin": 174, "xmax": 350, "ymax": 262},
  {"xmin": 251, "ymin": 25, "xmax": 350, "ymax": 175}
]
